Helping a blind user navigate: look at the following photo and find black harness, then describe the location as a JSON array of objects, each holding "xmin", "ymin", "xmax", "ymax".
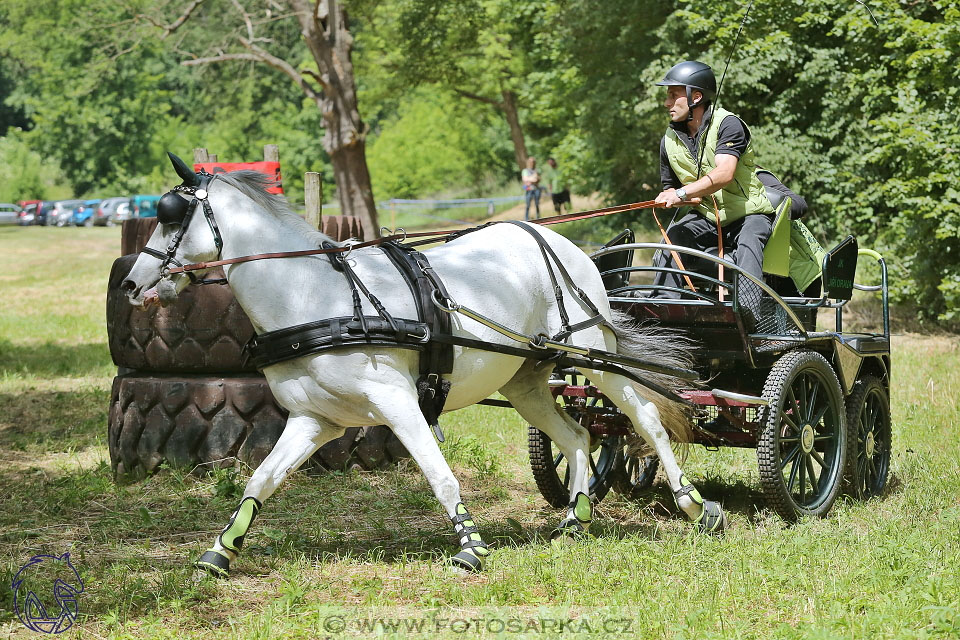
[
  {"xmin": 143, "ymin": 171, "xmax": 227, "ymax": 285},
  {"xmin": 142, "ymin": 184, "xmax": 693, "ymax": 433},
  {"xmin": 245, "ymin": 241, "xmax": 457, "ymax": 438}
]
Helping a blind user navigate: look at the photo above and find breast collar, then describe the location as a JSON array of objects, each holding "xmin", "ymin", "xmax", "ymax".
[{"xmin": 141, "ymin": 170, "xmax": 225, "ymax": 284}]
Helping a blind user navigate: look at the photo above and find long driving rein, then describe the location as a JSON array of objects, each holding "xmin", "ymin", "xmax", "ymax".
[{"xmin": 159, "ymin": 194, "xmax": 701, "ymax": 279}]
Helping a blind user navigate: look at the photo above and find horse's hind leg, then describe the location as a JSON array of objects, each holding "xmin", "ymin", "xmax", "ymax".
[
  {"xmin": 500, "ymin": 365, "xmax": 595, "ymax": 538},
  {"xmin": 195, "ymin": 414, "xmax": 345, "ymax": 578},
  {"xmin": 367, "ymin": 385, "xmax": 491, "ymax": 573},
  {"xmin": 588, "ymin": 370, "xmax": 726, "ymax": 533}
]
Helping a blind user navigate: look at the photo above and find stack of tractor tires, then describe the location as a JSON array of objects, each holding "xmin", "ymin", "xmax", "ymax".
[{"xmin": 107, "ymin": 216, "xmax": 409, "ymax": 479}]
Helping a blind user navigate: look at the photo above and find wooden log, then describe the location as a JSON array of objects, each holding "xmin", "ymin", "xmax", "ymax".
[
  {"xmin": 193, "ymin": 148, "xmax": 209, "ymax": 163},
  {"xmin": 304, "ymin": 172, "xmax": 322, "ymax": 230}
]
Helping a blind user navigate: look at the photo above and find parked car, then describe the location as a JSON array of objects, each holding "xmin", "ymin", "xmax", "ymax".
[
  {"xmin": 72, "ymin": 199, "xmax": 103, "ymax": 227},
  {"xmin": 18, "ymin": 203, "xmax": 38, "ymax": 225},
  {"xmin": 130, "ymin": 195, "xmax": 161, "ymax": 218},
  {"xmin": 49, "ymin": 199, "xmax": 85, "ymax": 227},
  {"xmin": 93, "ymin": 196, "xmax": 129, "ymax": 226},
  {"xmin": 0, "ymin": 203, "xmax": 22, "ymax": 226}
]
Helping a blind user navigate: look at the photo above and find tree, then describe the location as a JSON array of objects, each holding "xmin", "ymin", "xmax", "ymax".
[
  {"xmin": 137, "ymin": 0, "xmax": 380, "ymax": 238},
  {"xmin": 545, "ymin": 0, "xmax": 960, "ymax": 320},
  {"xmin": 367, "ymin": 0, "xmax": 549, "ymax": 172}
]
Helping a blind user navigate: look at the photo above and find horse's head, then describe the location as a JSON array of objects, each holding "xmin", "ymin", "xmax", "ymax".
[{"xmin": 121, "ymin": 152, "xmax": 223, "ymax": 308}]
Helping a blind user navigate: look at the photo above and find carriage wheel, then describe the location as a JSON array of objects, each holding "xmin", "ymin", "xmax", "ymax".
[
  {"xmin": 612, "ymin": 453, "xmax": 659, "ymax": 500},
  {"xmin": 527, "ymin": 375, "xmax": 621, "ymax": 508},
  {"xmin": 758, "ymin": 350, "xmax": 847, "ymax": 520},
  {"xmin": 845, "ymin": 375, "xmax": 891, "ymax": 499},
  {"xmin": 527, "ymin": 428, "xmax": 620, "ymax": 508}
]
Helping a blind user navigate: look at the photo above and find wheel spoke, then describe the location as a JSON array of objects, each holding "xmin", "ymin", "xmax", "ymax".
[
  {"xmin": 810, "ymin": 449, "xmax": 826, "ymax": 468},
  {"xmin": 787, "ymin": 387, "xmax": 799, "ymax": 418},
  {"xmin": 780, "ymin": 444, "xmax": 802, "ymax": 470},
  {"xmin": 787, "ymin": 454, "xmax": 801, "ymax": 493},
  {"xmin": 782, "ymin": 412, "xmax": 801, "ymax": 434},
  {"xmin": 589, "ymin": 454, "xmax": 600, "ymax": 477},
  {"xmin": 797, "ymin": 376, "xmax": 808, "ymax": 418},
  {"xmin": 562, "ymin": 465, "xmax": 570, "ymax": 488},
  {"xmin": 806, "ymin": 455, "xmax": 819, "ymax": 495},
  {"xmin": 553, "ymin": 452, "xmax": 564, "ymax": 469},
  {"xmin": 798, "ymin": 454, "xmax": 807, "ymax": 502},
  {"xmin": 809, "ymin": 402, "xmax": 830, "ymax": 429},
  {"xmin": 806, "ymin": 381, "xmax": 820, "ymax": 423}
]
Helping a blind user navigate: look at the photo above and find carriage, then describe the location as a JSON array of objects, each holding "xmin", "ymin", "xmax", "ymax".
[
  {"xmin": 524, "ymin": 230, "xmax": 892, "ymax": 521},
  {"xmin": 122, "ymin": 156, "xmax": 894, "ymax": 576}
]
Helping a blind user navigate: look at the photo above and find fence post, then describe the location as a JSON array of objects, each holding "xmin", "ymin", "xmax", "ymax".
[
  {"xmin": 263, "ymin": 145, "xmax": 279, "ymax": 163},
  {"xmin": 304, "ymin": 172, "xmax": 322, "ymax": 231},
  {"xmin": 193, "ymin": 148, "xmax": 209, "ymax": 163},
  {"xmin": 208, "ymin": 154, "xmax": 218, "ymax": 162}
]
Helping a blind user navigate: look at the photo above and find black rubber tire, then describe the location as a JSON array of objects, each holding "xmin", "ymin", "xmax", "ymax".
[
  {"xmin": 758, "ymin": 350, "xmax": 848, "ymax": 520},
  {"xmin": 845, "ymin": 375, "xmax": 891, "ymax": 499},
  {"xmin": 107, "ymin": 255, "xmax": 259, "ymax": 373},
  {"xmin": 527, "ymin": 375, "xmax": 622, "ymax": 508},
  {"xmin": 108, "ymin": 373, "xmax": 410, "ymax": 480}
]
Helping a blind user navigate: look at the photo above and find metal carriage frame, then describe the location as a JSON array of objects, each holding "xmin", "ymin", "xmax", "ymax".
[{"xmin": 526, "ymin": 233, "xmax": 892, "ymax": 521}]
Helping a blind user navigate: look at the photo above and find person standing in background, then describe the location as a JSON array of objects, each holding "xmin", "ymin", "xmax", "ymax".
[
  {"xmin": 521, "ymin": 156, "xmax": 541, "ymax": 220},
  {"xmin": 543, "ymin": 158, "xmax": 572, "ymax": 215}
]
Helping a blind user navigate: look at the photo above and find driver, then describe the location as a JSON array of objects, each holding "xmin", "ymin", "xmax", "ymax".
[{"xmin": 650, "ymin": 60, "xmax": 778, "ymax": 297}]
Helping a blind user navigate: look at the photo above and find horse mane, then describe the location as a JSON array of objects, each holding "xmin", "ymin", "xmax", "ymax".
[{"xmin": 214, "ymin": 170, "xmax": 346, "ymax": 247}]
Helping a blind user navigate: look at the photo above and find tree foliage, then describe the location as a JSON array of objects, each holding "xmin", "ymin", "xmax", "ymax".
[{"xmin": 1, "ymin": 0, "xmax": 958, "ymax": 320}]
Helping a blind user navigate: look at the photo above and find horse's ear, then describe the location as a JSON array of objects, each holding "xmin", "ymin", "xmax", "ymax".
[{"xmin": 167, "ymin": 151, "xmax": 200, "ymax": 187}]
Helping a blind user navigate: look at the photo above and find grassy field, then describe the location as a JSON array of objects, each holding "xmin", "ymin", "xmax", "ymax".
[{"xmin": 0, "ymin": 225, "xmax": 958, "ymax": 639}]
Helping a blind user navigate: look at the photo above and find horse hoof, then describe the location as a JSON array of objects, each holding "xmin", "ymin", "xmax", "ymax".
[
  {"xmin": 550, "ymin": 518, "xmax": 589, "ymax": 542},
  {"xmin": 448, "ymin": 550, "xmax": 484, "ymax": 573},
  {"xmin": 695, "ymin": 500, "xmax": 726, "ymax": 534},
  {"xmin": 195, "ymin": 550, "xmax": 231, "ymax": 578}
]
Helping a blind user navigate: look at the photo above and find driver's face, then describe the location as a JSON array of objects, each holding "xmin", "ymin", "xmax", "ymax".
[{"xmin": 664, "ymin": 85, "xmax": 694, "ymax": 122}]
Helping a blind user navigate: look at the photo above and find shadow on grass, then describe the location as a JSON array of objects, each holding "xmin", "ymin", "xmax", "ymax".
[
  {"xmin": 0, "ymin": 388, "xmax": 109, "ymax": 453},
  {"xmin": 0, "ymin": 339, "xmax": 113, "ymax": 377}
]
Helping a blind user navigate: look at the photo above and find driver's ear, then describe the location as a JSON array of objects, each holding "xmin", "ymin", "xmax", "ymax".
[{"xmin": 692, "ymin": 90, "xmax": 704, "ymax": 106}]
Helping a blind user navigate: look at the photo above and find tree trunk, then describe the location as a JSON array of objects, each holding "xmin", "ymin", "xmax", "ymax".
[
  {"xmin": 293, "ymin": 0, "xmax": 379, "ymax": 239},
  {"xmin": 501, "ymin": 89, "xmax": 528, "ymax": 171}
]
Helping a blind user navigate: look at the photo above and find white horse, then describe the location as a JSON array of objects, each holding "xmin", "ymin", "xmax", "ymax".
[{"xmin": 121, "ymin": 156, "xmax": 725, "ymax": 577}]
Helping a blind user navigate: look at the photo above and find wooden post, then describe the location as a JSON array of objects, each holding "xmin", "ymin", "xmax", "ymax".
[
  {"xmin": 263, "ymin": 144, "xmax": 279, "ymax": 163},
  {"xmin": 208, "ymin": 154, "xmax": 218, "ymax": 162},
  {"xmin": 304, "ymin": 172, "xmax": 322, "ymax": 231},
  {"xmin": 193, "ymin": 148, "xmax": 209, "ymax": 163}
]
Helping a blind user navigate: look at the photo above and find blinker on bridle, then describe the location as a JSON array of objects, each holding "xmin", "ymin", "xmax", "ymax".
[{"xmin": 141, "ymin": 169, "xmax": 227, "ymax": 286}]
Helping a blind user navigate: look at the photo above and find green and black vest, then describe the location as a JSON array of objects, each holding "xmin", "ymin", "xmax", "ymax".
[{"xmin": 663, "ymin": 107, "xmax": 774, "ymax": 226}]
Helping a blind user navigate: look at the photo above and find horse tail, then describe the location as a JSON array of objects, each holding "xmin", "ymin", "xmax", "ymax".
[{"xmin": 608, "ymin": 310, "xmax": 698, "ymax": 443}]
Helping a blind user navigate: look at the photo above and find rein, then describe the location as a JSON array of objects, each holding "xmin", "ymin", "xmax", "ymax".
[{"xmin": 163, "ymin": 197, "xmax": 701, "ymax": 276}]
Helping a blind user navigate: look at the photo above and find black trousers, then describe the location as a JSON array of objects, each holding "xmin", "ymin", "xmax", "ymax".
[{"xmin": 652, "ymin": 212, "xmax": 773, "ymax": 298}]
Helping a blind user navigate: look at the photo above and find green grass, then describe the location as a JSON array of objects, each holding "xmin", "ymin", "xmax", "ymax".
[{"xmin": 1, "ymin": 225, "xmax": 959, "ymax": 639}]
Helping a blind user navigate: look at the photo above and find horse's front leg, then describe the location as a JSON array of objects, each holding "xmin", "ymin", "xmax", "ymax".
[
  {"xmin": 500, "ymin": 366, "xmax": 595, "ymax": 539},
  {"xmin": 195, "ymin": 414, "xmax": 344, "ymax": 578},
  {"xmin": 369, "ymin": 385, "xmax": 491, "ymax": 573}
]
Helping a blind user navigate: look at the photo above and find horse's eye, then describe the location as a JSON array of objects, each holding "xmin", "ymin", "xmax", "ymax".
[{"xmin": 157, "ymin": 191, "xmax": 190, "ymax": 226}]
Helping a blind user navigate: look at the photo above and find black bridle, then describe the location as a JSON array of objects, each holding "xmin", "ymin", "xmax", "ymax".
[{"xmin": 141, "ymin": 170, "xmax": 227, "ymax": 285}]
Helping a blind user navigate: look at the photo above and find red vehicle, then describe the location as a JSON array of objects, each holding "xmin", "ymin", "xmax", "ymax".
[{"xmin": 16, "ymin": 200, "xmax": 41, "ymax": 225}]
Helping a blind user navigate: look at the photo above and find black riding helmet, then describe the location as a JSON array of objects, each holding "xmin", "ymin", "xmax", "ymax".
[{"xmin": 656, "ymin": 61, "xmax": 717, "ymax": 119}]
